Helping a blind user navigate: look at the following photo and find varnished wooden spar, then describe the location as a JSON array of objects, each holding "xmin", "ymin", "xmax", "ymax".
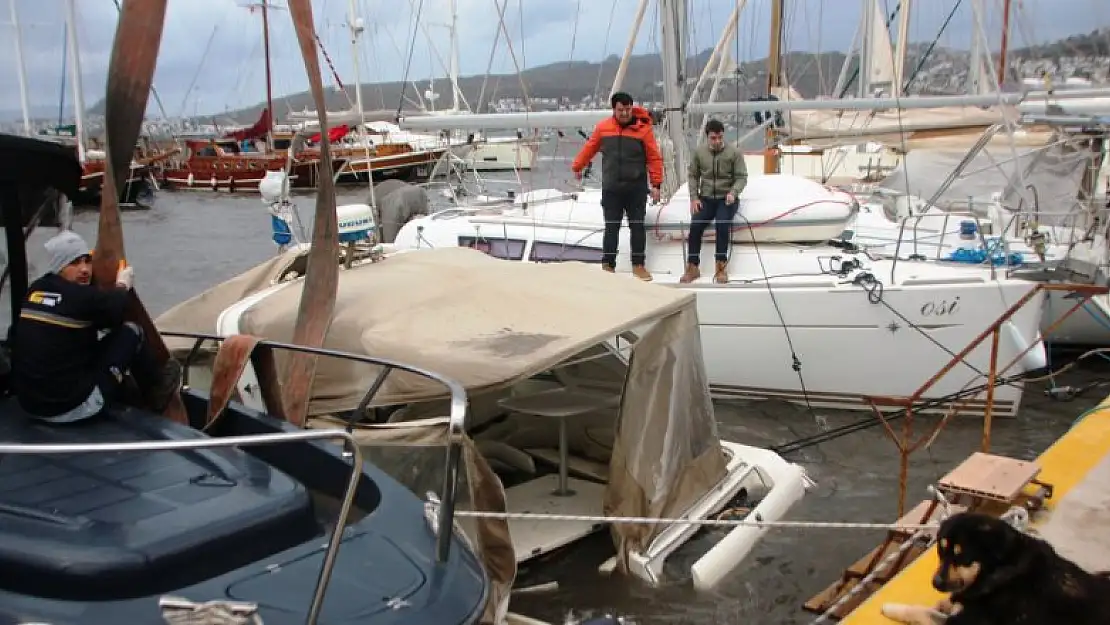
[
  {"xmin": 90, "ymin": 0, "xmax": 187, "ymax": 423},
  {"xmin": 281, "ymin": 0, "xmax": 340, "ymax": 427}
]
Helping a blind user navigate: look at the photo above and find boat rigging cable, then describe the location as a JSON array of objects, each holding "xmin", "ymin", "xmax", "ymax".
[
  {"xmin": 770, "ymin": 370, "xmax": 1034, "ymax": 456},
  {"xmin": 773, "ymin": 342, "xmax": 1110, "ymax": 456},
  {"xmin": 727, "ymin": 7, "xmax": 826, "ymax": 429},
  {"xmin": 731, "ymin": 213, "xmax": 825, "ymax": 429},
  {"xmin": 835, "ymin": 1, "xmax": 901, "ymax": 99},
  {"xmin": 394, "ymin": 0, "xmax": 426, "ymax": 120},
  {"xmin": 903, "ymin": 0, "xmax": 965, "ymax": 93}
]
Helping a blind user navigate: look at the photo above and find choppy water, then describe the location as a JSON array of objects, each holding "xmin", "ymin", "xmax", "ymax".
[{"xmin": 8, "ymin": 179, "xmax": 1107, "ymax": 625}]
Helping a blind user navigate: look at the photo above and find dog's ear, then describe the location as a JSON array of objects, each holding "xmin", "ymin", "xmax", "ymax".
[
  {"xmin": 964, "ymin": 519, "xmax": 1030, "ymax": 596},
  {"xmin": 975, "ymin": 518, "xmax": 1021, "ymax": 561}
]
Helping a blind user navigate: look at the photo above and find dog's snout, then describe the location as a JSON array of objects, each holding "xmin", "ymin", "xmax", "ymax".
[{"xmin": 932, "ymin": 571, "xmax": 947, "ymax": 591}]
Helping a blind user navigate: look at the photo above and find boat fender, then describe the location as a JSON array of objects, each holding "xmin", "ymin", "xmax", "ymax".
[
  {"xmin": 271, "ymin": 215, "xmax": 293, "ymax": 247},
  {"xmin": 1002, "ymin": 321, "xmax": 1047, "ymax": 372},
  {"xmin": 186, "ymin": 172, "xmax": 194, "ymax": 187},
  {"xmin": 259, "ymin": 170, "xmax": 289, "ymax": 204},
  {"xmin": 210, "ymin": 175, "xmax": 217, "ymax": 190}
]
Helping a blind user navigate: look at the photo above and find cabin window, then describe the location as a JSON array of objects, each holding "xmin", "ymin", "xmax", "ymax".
[
  {"xmin": 458, "ymin": 236, "xmax": 525, "ymax": 261},
  {"xmin": 529, "ymin": 241, "xmax": 603, "ymax": 264},
  {"xmin": 273, "ymin": 139, "xmax": 291, "ymax": 151}
]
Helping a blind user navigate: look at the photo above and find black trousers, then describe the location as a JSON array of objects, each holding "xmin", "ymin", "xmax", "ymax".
[
  {"xmin": 601, "ymin": 189, "xmax": 648, "ymax": 267},
  {"xmin": 94, "ymin": 322, "xmax": 160, "ymax": 403}
]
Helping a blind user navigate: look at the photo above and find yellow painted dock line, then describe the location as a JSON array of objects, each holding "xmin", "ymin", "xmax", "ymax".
[{"xmin": 840, "ymin": 395, "xmax": 1110, "ymax": 624}]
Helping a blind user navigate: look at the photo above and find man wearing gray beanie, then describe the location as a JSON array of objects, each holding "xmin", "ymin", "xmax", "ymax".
[{"xmin": 10, "ymin": 230, "xmax": 181, "ymax": 422}]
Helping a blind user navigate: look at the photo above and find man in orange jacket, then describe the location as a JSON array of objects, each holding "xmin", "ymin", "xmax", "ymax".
[{"xmin": 571, "ymin": 92, "xmax": 664, "ymax": 281}]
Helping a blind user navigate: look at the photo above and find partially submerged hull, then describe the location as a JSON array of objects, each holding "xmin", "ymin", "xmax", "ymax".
[{"xmin": 156, "ymin": 247, "xmax": 812, "ymax": 597}]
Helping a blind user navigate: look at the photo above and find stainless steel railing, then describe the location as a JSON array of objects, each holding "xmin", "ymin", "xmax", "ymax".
[{"xmin": 162, "ymin": 331, "xmax": 469, "ymax": 566}]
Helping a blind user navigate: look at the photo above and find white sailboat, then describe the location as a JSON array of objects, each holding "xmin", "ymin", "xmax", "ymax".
[{"xmin": 389, "ymin": 1, "xmax": 1050, "ymax": 417}]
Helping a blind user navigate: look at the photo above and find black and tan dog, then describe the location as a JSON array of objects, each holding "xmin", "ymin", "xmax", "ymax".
[{"xmin": 882, "ymin": 512, "xmax": 1110, "ymax": 624}]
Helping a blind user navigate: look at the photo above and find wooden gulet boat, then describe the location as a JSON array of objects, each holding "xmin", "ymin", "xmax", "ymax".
[
  {"xmin": 158, "ymin": 109, "xmax": 329, "ymax": 193},
  {"xmin": 77, "ymin": 143, "xmax": 177, "ymax": 208}
]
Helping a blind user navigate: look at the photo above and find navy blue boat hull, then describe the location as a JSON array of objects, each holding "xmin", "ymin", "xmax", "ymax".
[{"xmin": 0, "ymin": 391, "xmax": 488, "ymax": 625}]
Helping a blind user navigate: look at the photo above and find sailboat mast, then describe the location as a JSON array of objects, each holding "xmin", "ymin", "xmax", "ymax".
[
  {"xmin": 764, "ymin": 0, "xmax": 784, "ymax": 174},
  {"xmin": 893, "ymin": 0, "xmax": 912, "ymax": 96},
  {"xmin": 347, "ymin": 0, "xmax": 376, "ymax": 209},
  {"xmin": 261, "ymin": 1, "xmax": 275, "ymax": 143},
  {"xmin": 997, "ymin": 0, "xmax": 1012, "ymax": 86},
  {"xmin": 858, "ymin": 0, "xmax": 874, "ymax": 97},
  {"xmin": 449, "ymin": 0, "xmax": 460, "ymax": 111},
  {"xmin": 658, "ymin": 0, "xmax": 688, "ymax": 187},
  {"xmin": 611, "ymin": 0, "xmax": 650, "ymax": 99},
  {"xmin": 9, "ymin": 0, "xmax": 32, "ymax": 135},
  {"xmin": 63, "ymin": 0, "xmax": 87, "ymax": 162}
]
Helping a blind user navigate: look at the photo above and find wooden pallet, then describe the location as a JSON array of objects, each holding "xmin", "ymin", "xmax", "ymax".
[
  {"xmin": 936, "ymin": 452, "xmax": 1052, "ymax": 511},
  {"xmin": 803, "ymin": 499, "xmax": 964, "ymax": 620},
  {"xmin": 804, "ymin": 452, "xmax": 1054, "ymax": 621}
]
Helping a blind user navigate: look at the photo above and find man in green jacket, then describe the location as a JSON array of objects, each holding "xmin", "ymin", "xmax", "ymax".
[{"xmin": 681, "ymin": 119, "xmax": 748, "ymax": 284}]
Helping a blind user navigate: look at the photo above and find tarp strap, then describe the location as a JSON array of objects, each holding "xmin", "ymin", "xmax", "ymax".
[{"xmin": 205, "ymin": 334, "xmax": 287, "ymax": 430}]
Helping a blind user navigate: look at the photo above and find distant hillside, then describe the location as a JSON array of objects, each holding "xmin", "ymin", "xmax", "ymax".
[
  {"xmin": 1010, "ymin": 27, "xmax": 1110, "ymax": 59},
  {"xmin": 99, "ymin": 48, "xmax": 848, "ymax": 124},
  {"xmin": 84, "ymin": 27, "xmax": 1110, "ymax": 124}
]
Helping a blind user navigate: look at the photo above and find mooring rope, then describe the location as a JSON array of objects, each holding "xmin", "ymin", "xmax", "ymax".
[
  {"xmin": 433, "ymin": 507, "xmax": 939, "ymax": 532},
  {"xmin": 160, "ymin": 596, "xmax": 263, "ymax": 625}
]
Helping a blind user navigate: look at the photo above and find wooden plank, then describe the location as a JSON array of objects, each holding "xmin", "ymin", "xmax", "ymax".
[
  {"xmin": 280, "ymin": 0, "xmax": 341, "ymax": 426},
  {"xmin": 893, "ymin": 500, "xmax": 968, "ymax": 537},
  {"xmin": 804, "ymin": 543, "xmax": 930, "ymax": 620},
  {"xmin": 91, "ymin": 0, "xmax": 186, "ymax": 425},
  {"xmin": 845, "ymin": 543, "xmax": 904, "ymax": 579},
  {"xmin": 938, "ymin": 452, "xmax": 1041, "ymax": 502}
]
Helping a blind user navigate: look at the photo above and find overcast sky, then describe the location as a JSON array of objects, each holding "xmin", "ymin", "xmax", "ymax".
[{"xmin": 0, "ymin": 0, "xmax": 1102, "ymax": 119}]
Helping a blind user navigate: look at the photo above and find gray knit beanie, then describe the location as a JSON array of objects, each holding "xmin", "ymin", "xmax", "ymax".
[{"xmin": 45, "ymin": 231, "xmax": 92, "ymax": 274}]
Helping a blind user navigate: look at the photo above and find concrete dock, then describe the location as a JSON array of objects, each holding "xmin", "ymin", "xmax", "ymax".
[{"xmin": 840, "ymin": 395, "xmax": 1110, "ymax": 623}]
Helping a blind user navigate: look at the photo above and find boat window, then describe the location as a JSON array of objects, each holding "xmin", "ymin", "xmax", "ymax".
[
  {"xmin": 529, "ymin": 241, "xmax": 603, "ymax": 264},
  {"xmin": 458, "ymin": 236, "xmax": 526, "ymax": 261}
]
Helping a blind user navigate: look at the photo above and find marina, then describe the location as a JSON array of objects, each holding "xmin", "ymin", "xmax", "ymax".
[
  {"xmin": 2, "ymin": 0, "xmax": 1109, "ymax": 623},
  {"xmin": 6, "ymin": 188, "xmax": 1102, "ymax": 624}
]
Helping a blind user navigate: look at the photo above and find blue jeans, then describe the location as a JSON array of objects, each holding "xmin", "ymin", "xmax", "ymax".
[{"xmin": 687, "ymin": 197, "xmax": 738, "ymax": 265}]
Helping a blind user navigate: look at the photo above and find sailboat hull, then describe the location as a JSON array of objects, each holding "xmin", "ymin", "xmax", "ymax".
[{"xmin": 394, "ymin": 204, "xmax": 1046, "ymax": 416}]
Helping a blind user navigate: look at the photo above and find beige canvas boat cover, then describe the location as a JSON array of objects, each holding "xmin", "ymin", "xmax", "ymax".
[
  {"xmin": 156, "ymin": 247, "xmax": 728, "ymax": 622},
  {"xmin": 162, "ymin": 247, "xmax": 694, "ymax": 412}
]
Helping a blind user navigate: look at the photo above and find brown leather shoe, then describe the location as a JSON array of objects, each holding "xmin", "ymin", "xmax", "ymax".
[
  {"xmin": 714, "ymin": 260, "xmax": 729, "ymax": 284},
  {"xmin": 632, "ymin": 265, "xmax": 653, "ymax": 281},
  {"xmin": 601, "ymin": 264, "xmax": 615, "ymax": 273},
  {"xmin": 679, "ymin": 263, "xmax": 700, "ymax": 284}
]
